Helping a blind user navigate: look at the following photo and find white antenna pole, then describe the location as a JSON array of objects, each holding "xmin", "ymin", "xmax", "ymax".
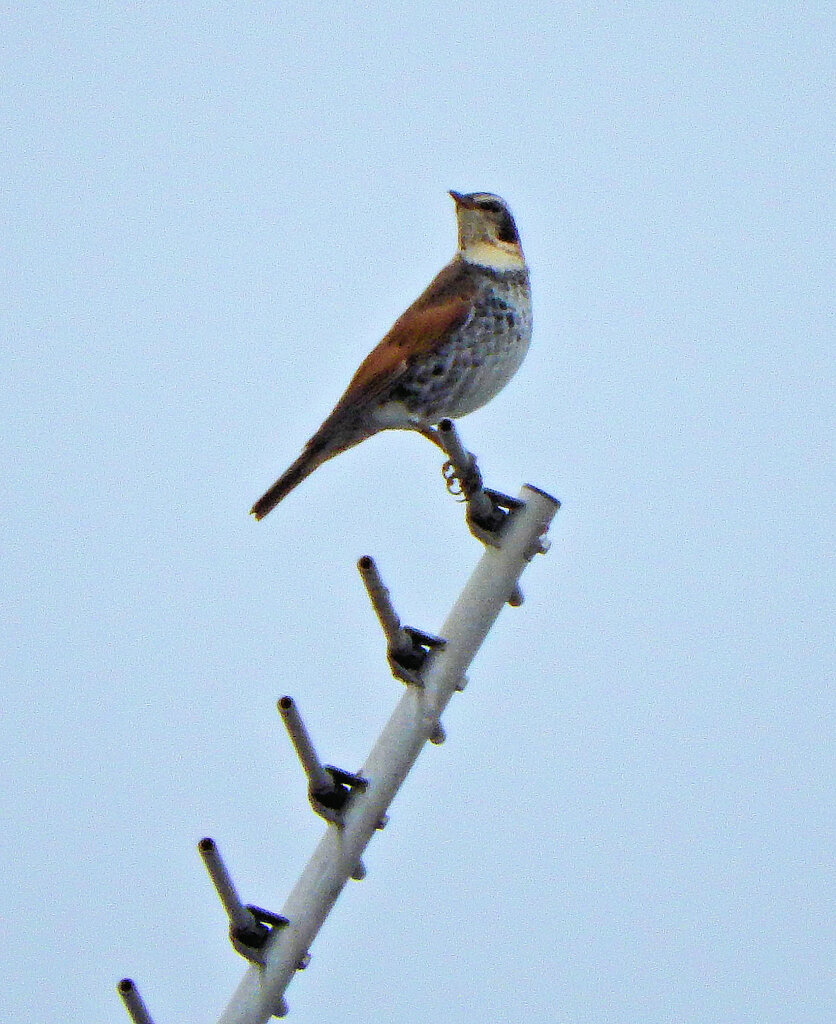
[{"xmin": 216, "ymin": 484, "xmax": 559, "ymax": 1024}]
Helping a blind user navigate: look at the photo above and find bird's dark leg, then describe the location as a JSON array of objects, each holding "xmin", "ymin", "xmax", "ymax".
[{"xmin": 416, "ymin": 424, "xmax": 447, "ymax": 450}]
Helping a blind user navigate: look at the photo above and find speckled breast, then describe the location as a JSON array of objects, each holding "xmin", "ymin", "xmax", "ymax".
[{"xmin": 392, "ymin": 269, "xmax": 532, "ymax": 423}]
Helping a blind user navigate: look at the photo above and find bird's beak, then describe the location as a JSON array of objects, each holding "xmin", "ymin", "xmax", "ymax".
[{"xmin": 449, "ymin": 190, "xmax": 468, "ymax": 206}]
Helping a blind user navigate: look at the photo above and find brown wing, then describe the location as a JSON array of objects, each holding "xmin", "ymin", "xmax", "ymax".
[{"xmin": 330, "ymin": 257, "xmax": 478, "ymax": 415}]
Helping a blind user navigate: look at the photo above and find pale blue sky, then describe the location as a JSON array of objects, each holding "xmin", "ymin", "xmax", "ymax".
[{"xmin": 1, "ymin": 4, "xmax": 833, "ymax": 1023}]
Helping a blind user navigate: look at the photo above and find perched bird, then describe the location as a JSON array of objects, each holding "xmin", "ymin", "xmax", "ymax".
[{"xmin": 250, "ymin": 190, "xmax": 531, "ymax": 519}]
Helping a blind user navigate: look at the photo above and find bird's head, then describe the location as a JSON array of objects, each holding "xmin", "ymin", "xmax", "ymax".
[{"xmin": 449, "ymin": 191, "xmax": 525, "ymax": 270}]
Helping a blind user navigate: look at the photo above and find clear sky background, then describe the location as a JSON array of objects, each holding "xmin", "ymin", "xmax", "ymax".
[{"xmin": 1, "ymin": 4, "xmax": 833, "ymax": 1023}]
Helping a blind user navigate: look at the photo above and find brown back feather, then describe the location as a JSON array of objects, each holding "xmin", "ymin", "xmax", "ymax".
[{"xmin": 330, "ymin": 257, "xmax": 478, "ymax": 415}]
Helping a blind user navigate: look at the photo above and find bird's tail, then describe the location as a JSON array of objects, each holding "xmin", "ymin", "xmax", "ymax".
[
  {"xmin": 249, "ymin": 439, "xmax": 330, "ymax": 520},
  {"xmin": 250, "ymin": 416, "xmax": 366, "ymax": 520}
]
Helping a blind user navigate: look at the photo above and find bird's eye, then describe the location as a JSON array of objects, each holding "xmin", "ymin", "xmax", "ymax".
[
  {"xmin": 495, "ymin": 220, "xmax": 516, "ymax": 243},
  {"xmin": 496, "ymin": 212, "xmax": 519, "ymax": 244},
  {"xmin": 478, "ymin": 199, "xmax": 503, "ymax": 214}
]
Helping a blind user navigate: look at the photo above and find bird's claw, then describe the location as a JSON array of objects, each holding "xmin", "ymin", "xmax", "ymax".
[
  {"xmin": 442, "ymin": 458, "xmax": 483, "ymax": 502},
  {"xmin": 442, "ymin": 460, "xmax": 468, "ymax": 501}
]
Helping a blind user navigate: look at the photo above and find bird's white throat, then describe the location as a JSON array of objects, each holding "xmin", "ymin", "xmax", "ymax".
[{"xmin": 460, "ymin": 241, "xmax": 526, "ymax": 271}]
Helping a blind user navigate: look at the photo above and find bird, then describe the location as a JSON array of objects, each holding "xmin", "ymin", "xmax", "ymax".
[{"xmin": 250, "ymin": 190, "xmax": 531, "ymax": 520}]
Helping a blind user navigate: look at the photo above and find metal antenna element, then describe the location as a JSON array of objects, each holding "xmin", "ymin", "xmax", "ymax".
[
  {"xmin": 198, "ymin": 838, "xmax": 288, "ymax": 965},
  {"xmin": 278, "ymin": 696, "xmax": 369, "ymax": 828},
  {"xmin": 277, "ymin": 696, "xmax": 332, "ymax": 795},
  {"xmin": 357, "ymin": 555, "xmax": 446, "ymax": 686},
  {"xmin": 117, "ymin": 979, "xmax": 155, "ymax": 1024},
  {"xmin": 437, "ymin": 419, "xmax": 525, "ymax": 549},
  {"xmin": 215, "ymin": 484, "xmax": 559, "ymax": 1024},
  {"xmin": 438, "ymin": 417, "xmax": 484, "ymax": 496}
]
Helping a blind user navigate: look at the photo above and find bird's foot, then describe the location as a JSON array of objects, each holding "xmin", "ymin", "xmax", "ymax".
[
  {"xmin": 441, "ymin": 458, "xmax": 482, "ymax": 501},
  {"xmin": 435, "ymin": 419, "xmax": 524, "ymax": 548}
]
